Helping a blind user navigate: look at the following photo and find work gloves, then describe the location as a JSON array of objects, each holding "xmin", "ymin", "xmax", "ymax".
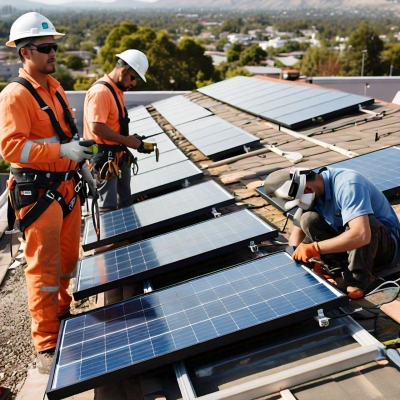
[
  {"xmin": 60, "ymin": 141, "xmax": 93, "ymax": 162},
  {"xmin": 292, "ymin": 242, "xmax": 320, "ymax": 264},
  {"xmin": 133, "ymin": 134, "xmax": 155, "ymax": 154}
]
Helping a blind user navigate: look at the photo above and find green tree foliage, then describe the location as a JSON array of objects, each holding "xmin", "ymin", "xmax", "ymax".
[
  {"xmin": 52, "ymin": 66, "xmax": 75, "ymax": 90},
  {"xmin": 74, "ymin": 76, "xmax": 97, "ymax": 90},
  {"xmin": 227, "ymin": 42, "xmax": 244, "ymax": 63},
  {"xmin": 340, "ymin": 22, "xmax": 384, "ymax": 76},
  {"xmin": 0, "ymin": 159, "xmax": 10, "ymax": 173},
  {"xmin": 220, "ymin": 18, "xmax": 244, "ymax": 33},
  {"xmin": 225, "ymin": 67, "xmax": 252, "ymax": 79},
  {"xmin": 300, "ymin": 47, "xmax": 341, "ymax": 76},
  {"xmin": 64, "ymin": 54, "xmax": 85, "ymax": 70},
  {"xmin": 215, "ymin": 38, "xmax": 229, "ymax": 52},
  {"xmin": 237, "ymin": 45, "xmax": 267, "ymax": 66},
  {"xmin": 381, "ymin": 43, "xmax": 400, "ymax": 76},
  {"xmin": 99, "ymin": 23, "xmax": 215, "ymax": 90}
]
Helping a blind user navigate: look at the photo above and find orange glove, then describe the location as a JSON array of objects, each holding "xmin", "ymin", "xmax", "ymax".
[{"xmin": 292, "ymin": 242, "xmax": 320, "ymax": 264}]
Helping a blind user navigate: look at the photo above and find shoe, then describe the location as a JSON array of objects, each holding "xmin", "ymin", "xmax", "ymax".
[{"xmin": 37, "ymin": 348, "xmax": 56, "ymax": 374}]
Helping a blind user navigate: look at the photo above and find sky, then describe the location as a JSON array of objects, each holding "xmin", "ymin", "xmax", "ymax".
[{"xmin": 31, "ymin": 0, "xmax": 157, "ymax": 4}]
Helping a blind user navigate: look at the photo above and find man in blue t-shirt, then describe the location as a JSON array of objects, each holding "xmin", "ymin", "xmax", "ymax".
[{"xmin": 266, "ymin": 167, "xmax": 400, "ymax": 299}]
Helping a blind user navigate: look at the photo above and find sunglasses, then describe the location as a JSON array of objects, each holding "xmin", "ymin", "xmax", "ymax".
[
  {"xmin": 128, "ymin": 72, "xmax": 141, "ymax": 82},
  {"xmin": 29, "ymin": 43, "xmax": 58, "ymax": 54}
]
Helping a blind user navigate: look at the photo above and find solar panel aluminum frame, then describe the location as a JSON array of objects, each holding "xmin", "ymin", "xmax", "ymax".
[
  {"xmin": 73, "ymin": 210, "xmax": 279, "ymax": 300},
  {"xmin": 46, "ymin": 251, "xmax": 348, "ymax": 400},
  {"xmin": 81, "ymin": 182, "xmax": 236, "ymax": 251},
  {"xmin": 130, "ymin": 160, "xmax": 203, "ymax": 199}
]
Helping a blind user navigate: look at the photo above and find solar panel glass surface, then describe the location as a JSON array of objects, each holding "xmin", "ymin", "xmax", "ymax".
[
  {"xmin": 198, "ymin": 76, "xmax": 374, "ymax": 129},
  {"xmin": 74, "ymin": 210, "xmax": 278, "ymax": 299},
  {"xmin": 82, "ymin": 180, "xmax": 235, "ymax": 250},
  {"xmin": 130, "ymin": 160, "xmax": 203, "ymax": 198},
  {"xmin": 48, "ymin": 252, "xmax": 347, "ymax": 399}
]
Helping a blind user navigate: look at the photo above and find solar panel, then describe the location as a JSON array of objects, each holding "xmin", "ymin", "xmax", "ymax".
[
  {"xmin": 129, "ymin": 133, "xmax": 177, "ymax": 161},
  {"xmin": 130, "ymin": 160, "xmax": 203, "ymax": 199},
  {"xmin": 74, "ymin": 209, "xmax": 278, "ymax": 300},
  {"xmin": 256, "ymin": 146, "xmax": 400, "ymax": 214},
  {"xmin": 82, "ymin": 180, "xmax": 235, "ymax": 251},
  {"xmin": 175, "ymin": 115, "xmax": 260, "ymax": 159},
  {"xmin": 127, "ymin": 105, "xmax": 151, "ymax": 122},
  {"xmin": 128, "ymin": 117, "xmax": 163, "ymax": 138},
  {"xmin": 48, "ymin": 252, "xmax": 347, "ymax": 400},
  {"xmin": 132, "ymin": 148, "xmax": 187, "ymax": 175},
  {"xmin": 153, "ymin": 95, "xmax": 212, "ymax": 126},
  {"xmin": 198, "ymin": 76, "xmax": 374, "ymax": 129}
]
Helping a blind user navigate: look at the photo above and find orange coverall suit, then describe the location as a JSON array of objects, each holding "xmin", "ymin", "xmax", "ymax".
[
  {"xmin": 83, "ymin": 74, "xmax": 132, "ymax": 210},
  {"xmin": 0, "ymin": 69, "xmax": 81, "ymax": 352}
]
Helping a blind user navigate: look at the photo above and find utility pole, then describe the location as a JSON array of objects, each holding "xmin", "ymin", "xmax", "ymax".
[
  {"xmin": 390, "ymin": 64, "xmax": 393, "ymax": 76},
  {"xmin": 361, "ymin": 49, "xmax": 367, "ymax": 77}
]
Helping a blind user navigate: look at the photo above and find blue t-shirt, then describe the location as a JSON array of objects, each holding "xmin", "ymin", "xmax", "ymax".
[{"xmin": 315, "ymin": 167, "xmax": 400, "ymax": 238}]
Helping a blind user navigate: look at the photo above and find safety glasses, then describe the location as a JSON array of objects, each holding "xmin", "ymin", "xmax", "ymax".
[
  {"xmin": 128, "ymin": 73, "xmax": 140, "ymax": 82},
  {"xmin": 29, "ymin": 43, "xmax": 58, "ymax": 54}
]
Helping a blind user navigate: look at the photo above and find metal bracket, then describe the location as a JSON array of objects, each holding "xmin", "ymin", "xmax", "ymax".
[
  {"xmin": 182, "ymin": 179, "xmax": 190, "ymax": 188},
  {"xmin": 314, "ymin": 308, "xmax": 329, "ymax": 327},
  {"xmin": 248, "ymin": 240, "xmax": 259, "ymax": 252},
  {"xmin": 243, "ymin": 145, "xmax": 249, "ymax": 153},
  {"xmin": 211, "ymin": 207, "xmax": 221, "ymax": 218}
]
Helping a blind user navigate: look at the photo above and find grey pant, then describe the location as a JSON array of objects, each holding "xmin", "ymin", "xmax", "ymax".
[
  {"xmin": 97, "ymin": 160, "xmax": 132, "ymax": 212},
  {"xmin": 300, "ymin": 211, "xmax": 396, "ymax": 283}
]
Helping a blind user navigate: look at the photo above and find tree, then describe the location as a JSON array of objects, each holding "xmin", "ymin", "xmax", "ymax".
[
  {"xmin": 300, "ymin": 47, "xmax": 341, "ymax": 76},
  {"xmin": 52, "ymin": 66, "xmax": 74, "ymax": 90},
  {"xmin": 74, "ymin": 76, "xmax": 97, "ymax": 90},
  {"xmin": 227, "ymin": 42, "xmax": 244, "ymax": 63},
  {"xmin": 340, "ymin": 22, "xmax": 384, "ymax": 76},
  {"xmin": 237, "ymin": 45, "xmax": 267, "ymax": 66},
  {"xmin": 64, "ymin": 54, "xmax": 85, "ymax": 70},
  {"xmin": 381, "ymin": 43, "xmax": 400, "ymax": 76},
  {"xmin": 225, "ymin": 67, "xmax": 252, "ymax": 79},
  {"xmin": 98, "ymin": 22, "xmax": 216, "ymax": 91},
  {"xmin": 220, "ymin": 18, "xmax": 244, "ymax": 33},
  {"xmin": 215, "ymin": 38, "xmax": 229, "ymax": 51}
]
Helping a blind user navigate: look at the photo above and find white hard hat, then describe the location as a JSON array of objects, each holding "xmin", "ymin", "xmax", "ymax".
[
  {"xmin": 116, "ymin": 49, "xmax": 148, "ymax": 82},
  {"xmin": 6, "ymin": 12, "xmax": 64, "ymax": 47}
]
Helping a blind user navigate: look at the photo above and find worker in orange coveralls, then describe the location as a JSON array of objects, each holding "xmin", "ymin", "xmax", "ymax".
[{"xmin": 0, "ymin": 12, "xmax": 92, "ymax": 374}]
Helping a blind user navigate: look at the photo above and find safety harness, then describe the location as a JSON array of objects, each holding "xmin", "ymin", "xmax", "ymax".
[
  {"xmin": 7, "ymin": 77, "xmax": 85, "ymax": 235},
  {"xmin": 88, "ymin": 81, "xmax": 139, "ymax": 180}
]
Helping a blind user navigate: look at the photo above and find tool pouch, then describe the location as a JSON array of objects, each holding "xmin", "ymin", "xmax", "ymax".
[{"xmin": 9, "ymin": 181, "xmax": 39, "ymax": 211}]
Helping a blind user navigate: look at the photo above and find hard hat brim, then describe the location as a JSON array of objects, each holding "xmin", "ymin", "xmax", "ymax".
[{"xmin": 6, "ymin": 32, "xmax": 65, "ymax": 48}]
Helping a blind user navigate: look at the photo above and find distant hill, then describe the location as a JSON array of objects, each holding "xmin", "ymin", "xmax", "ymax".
[{"xmin": 0, "ymin": 0, "xmax": 398, "ymax": 10}]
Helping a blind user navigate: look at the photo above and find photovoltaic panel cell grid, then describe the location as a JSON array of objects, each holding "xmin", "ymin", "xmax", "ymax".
[
  {"xmin": 128, "ymin": 117, "xmax": 163, "ymax": 138},
  {"xmin": 198, "ymin": 76, "xmax": 374, "ymax": 129},
  {"xmin": 127, "ymin": 105, "xmax": 151, "ymax": 122},
  {"xmin": 175, "ymin": 115, "xmax": 260, "ymax": 159},
  {"xmin": 74, "ymin": 209, "xmax": 278, "ymax": 300},
  {"xmin": 152, "ymin": 95, "xmax": 212, "ymax": 126},
  {"xmin": 82, "ymin": 180, "xmax": 235, "ymax": 251},
  {"xmin": 48, "ymin": 252, "xmax": 347, "ymax": 399},
  {"xmin": 132, "ymin": 148, "xmax": 187, "ymax": 175},
  {"xmin": 255, "ymin": 146, "xmax": 400, "ymax": 214},
  {"xmin": 130, "ymin": 160, "xmax": 203, "ymax": 199}
]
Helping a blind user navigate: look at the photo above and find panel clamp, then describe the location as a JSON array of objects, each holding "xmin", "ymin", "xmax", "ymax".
[
  {"xmin": 249, "ymin": 240, "xmax": 259, "ymax": 252},
  {"xmin": 211, "ymin": 207, "xmax": 221, "ymax": 218},
  {"xmin": 314, "ymin": 308, "xmax": 329, "ymax": 327},
  {"xmin": 182, "ymin": 179, "xmax": 190, "ymax": 188}
]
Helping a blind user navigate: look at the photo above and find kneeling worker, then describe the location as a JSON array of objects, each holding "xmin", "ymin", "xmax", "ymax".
[
  {"xmin": 84, "ymin": 49, "xmax": 154, "ymax": 213},
  {"xmin": 266, "ymin": 166, "xmax": 400, "ymax": 299}
]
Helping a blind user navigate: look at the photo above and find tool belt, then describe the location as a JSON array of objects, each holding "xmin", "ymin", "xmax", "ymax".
[
  {"xmin": 89, "ymin": 144, "xmax": 138, "ymax": 181},
  {"xmin": 7, "ymin": 167, "xmax": 84, "ymax": 234}
]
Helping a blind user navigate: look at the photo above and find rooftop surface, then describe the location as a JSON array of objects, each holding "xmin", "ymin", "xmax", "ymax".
[{"xmin": 1, "ymin": 75, "xmax": 400, "ymax": 399}]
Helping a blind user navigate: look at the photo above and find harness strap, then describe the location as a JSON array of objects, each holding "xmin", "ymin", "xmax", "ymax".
[
  {"xmin": 11, "ymin": 77, "xmax": 77, "ymax": 143},
  {"xmin": 92, "ymin": 81, "xmax": 129, "ymax": 136},
  {"xmin": 11, "ymin": 168, "xmax": 77, "ymax": 184}
]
